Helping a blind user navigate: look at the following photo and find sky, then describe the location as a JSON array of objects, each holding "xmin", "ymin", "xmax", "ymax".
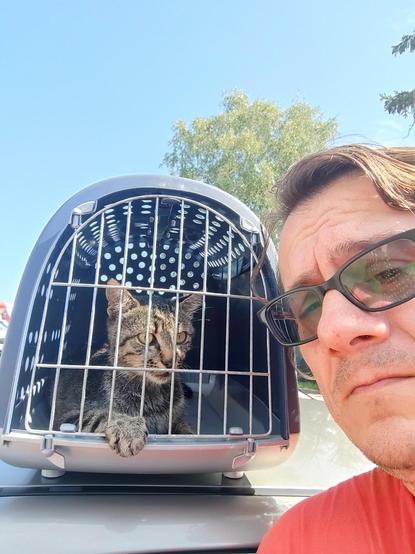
[{"xmin": 1, "ymin": 0, "xmax": 414, "ymax": 303}]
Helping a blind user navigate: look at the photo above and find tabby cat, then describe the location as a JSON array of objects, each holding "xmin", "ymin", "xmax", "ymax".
[{"xmin": 55, "ymin": 278, "xmax": 201, "ymax": 457}]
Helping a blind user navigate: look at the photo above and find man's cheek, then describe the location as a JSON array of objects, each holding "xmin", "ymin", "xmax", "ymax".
[
  {"xmin": 298, "ymin": 346, "xmax": 318, "ymax": 379},
  {"xmin": 299, "ymin": 348, "xmax": 334, "ymax": 400}
]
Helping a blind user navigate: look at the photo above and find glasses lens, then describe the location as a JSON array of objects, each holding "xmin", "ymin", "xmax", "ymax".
[
  {"xmin": 266, "ymin": 289, "xmax": 323, "ymax": 345},
  {"xmin": 341, "ymin": 238, "xmax": 415, "ymax": 309}
]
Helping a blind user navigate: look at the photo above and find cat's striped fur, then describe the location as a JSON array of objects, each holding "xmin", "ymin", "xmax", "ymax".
[{"xmin": 55, "ymin": 279, "xmax": 201, "ymax": 457}]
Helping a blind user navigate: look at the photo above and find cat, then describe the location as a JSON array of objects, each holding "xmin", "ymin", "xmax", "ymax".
[{"xmin": 55, "ymin": 278, "xmax": 201, "ymax": 457}]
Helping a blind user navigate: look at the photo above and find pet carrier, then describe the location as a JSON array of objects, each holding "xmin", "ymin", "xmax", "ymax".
[{"xmin": 0, "ymin": 175, "xmax": 299, "ymax": 477}]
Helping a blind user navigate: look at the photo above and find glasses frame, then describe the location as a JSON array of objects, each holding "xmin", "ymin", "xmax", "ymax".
[{"xmin": 258, "ymin": 227, "xmax": 415, "ymax": 347}]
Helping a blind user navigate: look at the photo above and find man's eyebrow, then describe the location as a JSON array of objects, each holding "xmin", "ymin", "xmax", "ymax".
[
  {"xmin": 284, "ymin": 269, "xmax": 323, "ymax": 292},
  {"xmin": 283, "ymin": 232, "xmax": 394, "ymax": 292},
  {"xmin": 329, "ymin": 238, "xmax": 374, "ymax": 263},
  {"xmin": 329, "ymin": 231, "xmax": 395, "ymax": 262}
]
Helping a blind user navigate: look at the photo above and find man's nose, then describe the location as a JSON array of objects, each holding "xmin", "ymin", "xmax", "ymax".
[{"xmin": 316, "ymin": 290, "xmax": 390, "ymax": 354}]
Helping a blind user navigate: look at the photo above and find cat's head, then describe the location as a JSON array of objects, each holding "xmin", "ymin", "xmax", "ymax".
[{"xmin": 105, "ymin": 279, "xmax": 201, "ymax": 384}]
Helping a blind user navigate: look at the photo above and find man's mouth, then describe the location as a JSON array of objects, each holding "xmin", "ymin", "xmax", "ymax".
[{"xmin": 351, "ymin": 375, "xmax": 414, "ymax": 395}]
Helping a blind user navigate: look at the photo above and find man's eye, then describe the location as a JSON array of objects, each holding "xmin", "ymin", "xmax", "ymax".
[
  {"xmin": 375, "ymin": 267, "xmax": 403, "ymax": 283},
  {"xmin": 299, "ymin": 300, "xmax": 320, "ymax": 320}
]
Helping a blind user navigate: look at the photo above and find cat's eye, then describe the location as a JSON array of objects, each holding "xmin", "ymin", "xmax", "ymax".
[
  {"xmin": 176, "ymin": 331, "xmax": 188, "ymax": 344},
  {"xmin": 137, "ymin": 333, "xmax": 156, "ymax": 345}
]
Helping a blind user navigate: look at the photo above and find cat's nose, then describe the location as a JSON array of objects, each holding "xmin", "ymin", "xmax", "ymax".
[
  {"xmin": 161, "ymin": 354, "xmax": 173, "ymax": 367},
  {"xmin": 161, "ymin": 353, "xmax": 182, "ymax": 368}
]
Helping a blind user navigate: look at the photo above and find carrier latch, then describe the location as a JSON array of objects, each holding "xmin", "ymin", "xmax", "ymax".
[
  {"xmin": 41, "ymin": 434, "xmax": 65, "ymax": 471},
  {"xmin": 231, "ymin": 437, "xmax": 257, "ymax": 470},
  {"xmin": 70, "ymin": 201, "xmax": 97, "ymax": 228}
]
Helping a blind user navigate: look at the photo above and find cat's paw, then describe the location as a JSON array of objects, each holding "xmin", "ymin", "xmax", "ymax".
[
  {"xmin": 173, "ymin": 420, "xmax": 193, "ymax": 434},
  {"xmin": 105, "ymin": 416, "xmax": 148, "ymax": 457}
]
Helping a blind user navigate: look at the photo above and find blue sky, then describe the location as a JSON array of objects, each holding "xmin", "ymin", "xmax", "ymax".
[{"xmin": 1, "ymin": 0, "xmax": 414, "ymax": 303}]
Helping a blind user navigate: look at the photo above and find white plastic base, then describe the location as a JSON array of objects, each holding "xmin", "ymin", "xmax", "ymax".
[
  {"xmin": 223, "ymin": 471, "xmax": 244, "ymax": 479},
  {"xmin": 41, "ymin": 468, "xmax": 65, "ymax": 479}
]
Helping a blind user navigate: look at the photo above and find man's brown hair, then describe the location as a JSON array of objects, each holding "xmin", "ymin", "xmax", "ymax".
[{"xmin": 276, "ymin": 144, "xmax": 415, "ymax": 224}]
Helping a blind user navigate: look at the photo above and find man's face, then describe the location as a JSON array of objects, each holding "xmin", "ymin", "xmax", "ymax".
[{"xmin": 279, "ymin": 172, "xmax": 415, "ymax": 483}]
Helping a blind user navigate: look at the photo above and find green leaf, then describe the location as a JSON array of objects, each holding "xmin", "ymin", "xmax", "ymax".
[
  {"xmin": 162, "ymin": 90, "xmax": 337, "ymax": 216},
  {"xmin": 381, "ymin": 31, "xmax": 415, "ymax": 133},
  {"xmin": 392, "ymin": 31, "xmax": 415, "ymax": 56}
]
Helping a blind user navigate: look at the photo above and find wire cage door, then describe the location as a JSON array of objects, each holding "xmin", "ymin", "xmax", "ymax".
[{"xmin": 1, "ymin": 179, "xmax": 293, "ymax": 474}]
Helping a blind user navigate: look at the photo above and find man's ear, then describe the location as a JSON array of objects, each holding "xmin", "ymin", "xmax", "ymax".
[{"xmin": 106, "ymin": 279, "xmax": 137, "ymax": 316}]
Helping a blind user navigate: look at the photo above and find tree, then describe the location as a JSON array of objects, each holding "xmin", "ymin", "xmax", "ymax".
[
  {"xmin": 162, "ymin": 91, "xmax": 337, "ymax": 215},
  {"xmin": 380, "ymin": 31, "xmax": 415, "ymax": 132}
]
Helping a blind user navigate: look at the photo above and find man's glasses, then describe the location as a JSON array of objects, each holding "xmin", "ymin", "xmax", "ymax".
[{"xmin": 258, "ymin": 228, "xmax": 415, "ymax": 347}]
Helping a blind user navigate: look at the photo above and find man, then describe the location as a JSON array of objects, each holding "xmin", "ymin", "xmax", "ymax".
[{"xmin": 257, "ymin": 145, "xmax": 415, "ymax": 553}]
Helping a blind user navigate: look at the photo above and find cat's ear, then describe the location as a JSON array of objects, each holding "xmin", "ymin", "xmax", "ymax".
[
  {"xmin": 106, "ymin": 279, "xmax": 137, "ymax": 316},
  {"xmin": 179, "ymin": 293, "xmax": 202, "ymax": 316}
]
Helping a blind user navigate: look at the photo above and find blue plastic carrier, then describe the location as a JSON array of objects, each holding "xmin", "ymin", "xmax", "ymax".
[{"xmin": 0, "ymin": 176, "xmax": 299, "ymax": 476}]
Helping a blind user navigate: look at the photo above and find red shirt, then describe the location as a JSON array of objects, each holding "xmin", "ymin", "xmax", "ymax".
[{"xmin": 258, "ymin": 468, "xmax": 415, "ymax": 554}]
